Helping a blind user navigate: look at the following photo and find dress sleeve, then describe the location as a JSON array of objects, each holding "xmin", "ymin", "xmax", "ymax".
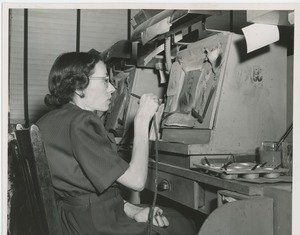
[{"xmin": 69, "ymin": 112, "xmax": 129, "ymax": 193}]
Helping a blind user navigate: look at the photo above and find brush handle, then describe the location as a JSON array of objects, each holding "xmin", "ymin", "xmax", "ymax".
[
  {"xmin": 276, "ymin": 123, "xmax": 293, "ymax": 151},
  {"xmin": 130, "ymin": 93, "xmax": 141, "ymax": 99}
]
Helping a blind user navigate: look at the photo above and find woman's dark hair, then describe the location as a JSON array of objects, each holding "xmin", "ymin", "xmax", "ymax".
[{"xmin": 44, "ymin": 52, "xmax": 102, "ymax": 107}]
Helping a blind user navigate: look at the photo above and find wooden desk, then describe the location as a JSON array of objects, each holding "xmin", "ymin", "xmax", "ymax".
[{"xmin": 145, "ymin": 161, "xmax": 292, "ymax": 235}]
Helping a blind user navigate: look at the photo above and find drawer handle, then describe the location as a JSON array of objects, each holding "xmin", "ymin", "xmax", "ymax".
[{"xmin": 157, "ymin": 179, "xmax": 171, "ymax": 191}]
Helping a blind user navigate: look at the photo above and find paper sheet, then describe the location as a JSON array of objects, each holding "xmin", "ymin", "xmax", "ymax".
[{"xmin": 242, "ymin": 23, "xmax": 279, "ymax": 53}]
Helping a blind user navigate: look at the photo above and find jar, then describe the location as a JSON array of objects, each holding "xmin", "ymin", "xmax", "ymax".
[{"xmin": 259, "ymin": 141, "xmax": 281, "ymax": 167}]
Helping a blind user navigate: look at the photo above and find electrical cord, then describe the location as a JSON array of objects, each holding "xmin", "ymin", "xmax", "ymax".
[{"xmin": 148, "ymin": 115, "xmax": 159, "ymax": 235}]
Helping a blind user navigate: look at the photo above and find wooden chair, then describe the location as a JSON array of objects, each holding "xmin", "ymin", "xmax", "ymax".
[
  {"xmin": 13, "ymin": 124, "xmax": 63, "ymax": 235},
  {"xmin": 8, "ymin": 139, "xmax": 34, "ymax": 235}
]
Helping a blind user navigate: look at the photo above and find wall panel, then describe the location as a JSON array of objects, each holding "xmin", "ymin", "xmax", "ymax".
[
  {"xmin": 80, "ymin": 9, "xmax": 127, "ymax": 53},
  {"xmin": 9, "ymin": 9, "xmax": 25, "ymax": 124},
  {"xmin": 27, "ymin": 9, "xmax": 77, "ymax": 123}
]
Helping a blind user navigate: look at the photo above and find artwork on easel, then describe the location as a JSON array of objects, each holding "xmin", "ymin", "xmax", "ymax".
[{"xmin": 163, "ymin": 32, "xmax": 231, "ymax": 129}]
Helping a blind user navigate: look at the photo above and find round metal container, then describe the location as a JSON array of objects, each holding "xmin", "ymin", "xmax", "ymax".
[
  {"xmin": 262, "ymin": 167, "xmax": 280, "ymax": 178},
  {"xmin": 242, "ymin": 173, "xmax": 259, "ymax": 179},
  {"xmin": 263, "ymin": 172, "xmax": 280, "ymax": 178},
  {"xmin": 220, "ymin": 173, "xmax": 238, "ymax": 179}
]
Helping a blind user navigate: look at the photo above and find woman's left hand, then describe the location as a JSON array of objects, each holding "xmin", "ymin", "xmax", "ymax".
[{"xmin": 134, "ymin": 206, "xmax": 169, "ymax": 228}]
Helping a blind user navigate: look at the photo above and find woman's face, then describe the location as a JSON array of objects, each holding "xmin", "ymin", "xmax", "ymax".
[{"xmin": 81, "ymin": 61, "xmax": 115, "ymax": 112}]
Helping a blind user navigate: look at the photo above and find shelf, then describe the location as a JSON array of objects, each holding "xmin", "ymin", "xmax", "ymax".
[
  {"xmin": 247, "ymin": 10, "xmax": 294, "ymax": 26},
  {"xmin": 131, "ymin": 9, "xmax": 222, "ymax": 44}
]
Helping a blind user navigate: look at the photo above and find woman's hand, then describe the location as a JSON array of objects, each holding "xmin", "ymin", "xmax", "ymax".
[
  {"xmin": 134, "ymin": 206, "xmax": 169, "ymax": 228},
  {"xmin": 135, "ymin": 93, "xmax": 160, "ymax": 122},
  {"xmin": 118, "ymin": 93, "xmax": 160, "ymax": 191}
]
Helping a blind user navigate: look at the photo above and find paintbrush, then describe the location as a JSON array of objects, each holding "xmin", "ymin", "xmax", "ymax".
[{"xmin": 130, "ymin": 93, "xmax": 141, "ymax": 99}]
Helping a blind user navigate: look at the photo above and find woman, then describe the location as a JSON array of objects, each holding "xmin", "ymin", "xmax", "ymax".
[{"xmin": 37, "ymin": 52, "xmax": 197, "ymax": 235}]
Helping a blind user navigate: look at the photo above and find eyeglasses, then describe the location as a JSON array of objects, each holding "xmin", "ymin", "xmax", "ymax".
[{"xmin": 89, "ymin": 75, "xmax": 110, "ymax": 88}]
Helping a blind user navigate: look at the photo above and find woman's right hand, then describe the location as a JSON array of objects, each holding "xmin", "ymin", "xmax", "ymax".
[
  {"xmin": 135, "ymin": 93, "xmax": 160, "ymax": 122},
  {"xmin": 117, "ymin": 93, "xmax": 160, "ymax": 191}
]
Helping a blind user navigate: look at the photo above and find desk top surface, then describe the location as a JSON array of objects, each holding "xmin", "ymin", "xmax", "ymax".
[{"xmin": 149, "ymin": 161, "xmax": 292, "ymax": 196}]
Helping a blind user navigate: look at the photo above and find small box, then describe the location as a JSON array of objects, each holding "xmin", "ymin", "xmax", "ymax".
[{"xmin": 131, "ymin": 10, "xmax": 163, "ymax": 29}]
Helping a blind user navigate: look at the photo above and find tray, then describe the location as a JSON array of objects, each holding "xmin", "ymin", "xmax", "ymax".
[{"xmin": 191, "ymin": 162, "xmax": 290, "ymax": 180}]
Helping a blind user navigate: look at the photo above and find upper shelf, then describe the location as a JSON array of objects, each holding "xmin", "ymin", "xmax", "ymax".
[
  {"xmin": 247, "ymin": 10, "xmax": 294, "ymax": 26},
  {"xmin": 131, "ymin": 9, "xmax": 222, "ymax": 45}
]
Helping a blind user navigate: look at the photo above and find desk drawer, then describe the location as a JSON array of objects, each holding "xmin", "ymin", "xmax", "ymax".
[{"xmin": 145, "ymin": 168, "xmax": 201, "ymax": 209}]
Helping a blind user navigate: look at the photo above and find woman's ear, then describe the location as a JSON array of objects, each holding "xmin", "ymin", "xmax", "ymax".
[{"xmin": 74, "ymin": 89, "xmax": 85, "ymax": 98}]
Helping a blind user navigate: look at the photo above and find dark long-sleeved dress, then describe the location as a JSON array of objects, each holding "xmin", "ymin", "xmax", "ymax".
[
  {"xmin": 37, "ymin": 103, "xmax": 197, "ymax": 235},
  {"xmin": 37, "ymin": 103, "xmax": 150, "ymax": 234}
]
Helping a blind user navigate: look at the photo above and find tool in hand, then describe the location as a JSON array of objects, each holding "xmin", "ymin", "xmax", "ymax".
[
  {"xmin": 130, "ymin": 93, "xmax": 162, "ymax": 106},
  {"xmin": 130, "ymin": 93, "xmax": 141, "ymax": 99}
]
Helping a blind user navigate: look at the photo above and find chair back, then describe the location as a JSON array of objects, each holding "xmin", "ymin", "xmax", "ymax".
[
  {"xmin": 14, "ymin": 124, "xmax": 62, "ymax": 235},
  {"xmin": 8, "ymin": 139, "xmax": 35, "ymax": 235}
]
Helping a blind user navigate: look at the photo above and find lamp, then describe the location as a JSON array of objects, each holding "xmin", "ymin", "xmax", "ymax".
[{"xmin": 242, "ymin": 23, "xmax": 279, "ymax": 53}]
